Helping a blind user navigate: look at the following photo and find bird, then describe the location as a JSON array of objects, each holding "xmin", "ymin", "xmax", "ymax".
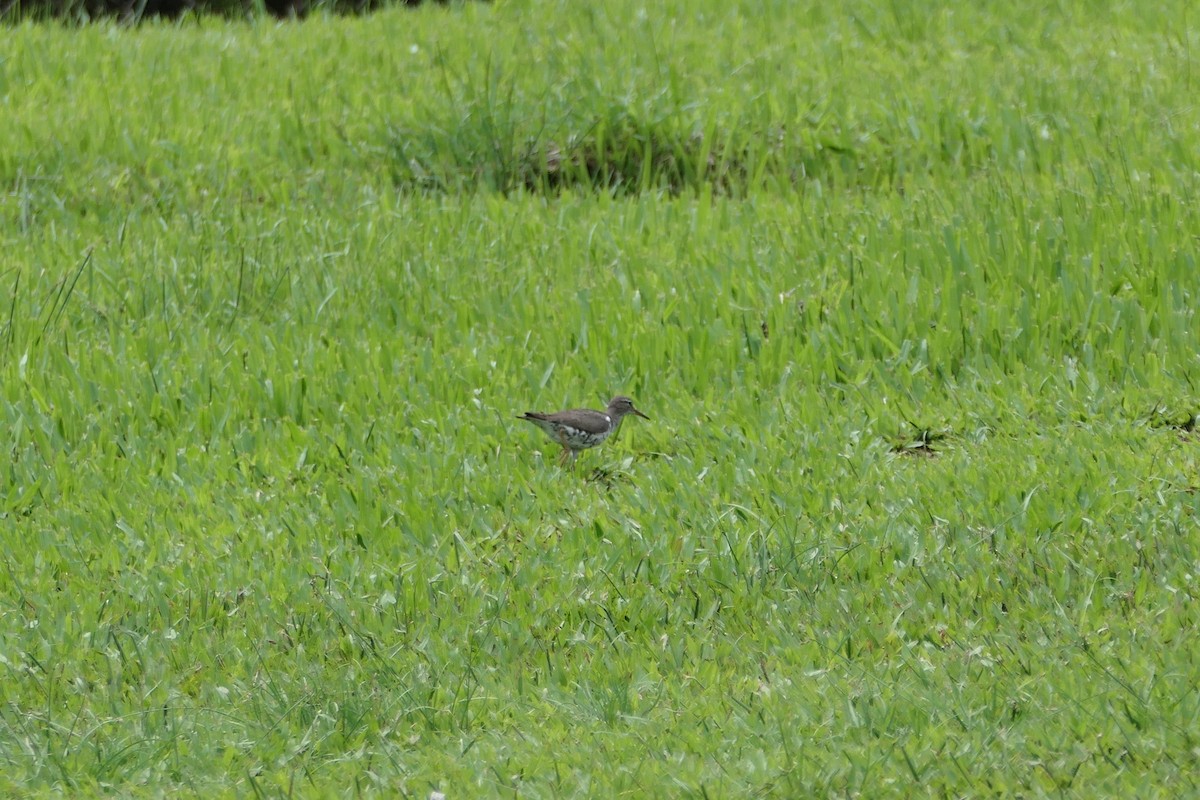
[{"xmin": 518, "ymin": 395, "xmax": 650, "ymax": 467}]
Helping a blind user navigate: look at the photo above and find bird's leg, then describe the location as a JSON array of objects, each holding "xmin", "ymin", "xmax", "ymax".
[{"xmin": 554, "ymin": 430, "xmax": 573, "ymax": 469}]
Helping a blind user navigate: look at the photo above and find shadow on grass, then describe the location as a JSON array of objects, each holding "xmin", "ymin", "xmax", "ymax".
[{"xmin": 386, "ymin": 118, "xmax": 926, "ymax": 197}]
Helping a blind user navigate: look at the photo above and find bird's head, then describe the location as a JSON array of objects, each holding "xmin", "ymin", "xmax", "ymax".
[{"xmin": 608, "ymin": 396, "xmax": 649, "ymax": 420}]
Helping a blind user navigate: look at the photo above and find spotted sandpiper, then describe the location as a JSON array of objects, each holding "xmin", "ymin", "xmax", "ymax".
[{"xmin": 518, "ymin": 395, "xmax": 650, "ymax": 467}]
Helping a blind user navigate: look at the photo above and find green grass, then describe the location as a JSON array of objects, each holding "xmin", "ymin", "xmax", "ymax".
[{"xmin": 2, "ymin": 0, "xmax": 1200, "ymax": 796}]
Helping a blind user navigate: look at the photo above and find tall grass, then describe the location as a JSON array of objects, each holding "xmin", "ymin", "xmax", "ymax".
[{"xmin": 2, "ymin": 0, "xmax": 1199, "ymax": 796}]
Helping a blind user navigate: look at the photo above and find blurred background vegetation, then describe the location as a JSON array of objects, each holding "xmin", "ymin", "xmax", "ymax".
[{"xmin": 2, "ymin": 0, "xmax": 466, "ymax": 22}]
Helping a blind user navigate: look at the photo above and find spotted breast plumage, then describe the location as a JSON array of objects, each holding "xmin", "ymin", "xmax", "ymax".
[{"xmin": 518, "ymin": 395, "xmax": 649, "ymax": 467}]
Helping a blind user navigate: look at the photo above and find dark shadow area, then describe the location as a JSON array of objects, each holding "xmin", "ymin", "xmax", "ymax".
[{"xmin": 2, "ymin": 0, "xmax": 470, "ymax": 22}]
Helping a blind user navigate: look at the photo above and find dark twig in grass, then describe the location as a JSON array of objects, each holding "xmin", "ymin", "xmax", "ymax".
[
  {"xmin": 891, "ymin": 427, "xmax": 948, "ymax": 457},
  {"xmin": 1146, "ymin": 406, "xmax": 1196, "ymax": 435}
]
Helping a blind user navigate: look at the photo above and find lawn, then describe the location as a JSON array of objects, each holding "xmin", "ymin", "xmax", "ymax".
[{"xmin": 2, "ymin": 0, "xmax": 1199, "ymax": 796}]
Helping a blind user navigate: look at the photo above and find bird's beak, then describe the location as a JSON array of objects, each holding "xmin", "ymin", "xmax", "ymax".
[{"xmin": 633, "ymin": 408, "xmax": 650, "ymax": 420}]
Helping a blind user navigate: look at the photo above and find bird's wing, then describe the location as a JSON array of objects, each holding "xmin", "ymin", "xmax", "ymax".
[{"xmin": 548, "ymin": 409, "xmax": 611, "ymax": 435}]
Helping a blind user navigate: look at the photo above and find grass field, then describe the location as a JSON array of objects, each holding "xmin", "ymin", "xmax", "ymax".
[{"xmin": 3, "ymin": 0, "xmax": 1200, "ymax": 796}]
